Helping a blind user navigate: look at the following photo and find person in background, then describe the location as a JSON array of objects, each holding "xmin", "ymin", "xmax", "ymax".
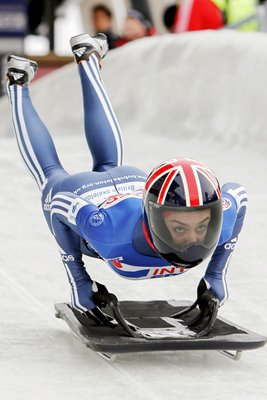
[
  {"xmin": 91, "ymin": 4, "xmax": 119, "ymax": 49},
  {"xmin": 163, "ymin": 4, "xmax": 178, "ymax": 33},
  {"xmin": 115, "ymin": 9, "xmax": 156, "ymax": 48},
  {"xmin": 173, "ymin": 0, "xmax": 224, "ymax": 33}
]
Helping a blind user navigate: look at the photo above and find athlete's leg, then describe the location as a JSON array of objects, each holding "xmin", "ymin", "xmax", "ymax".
[
  {"xmin": 71, "ymin": 34, "xmax": 123, "ymax": 172},
  {"xmin": 6, "ymin": 56, "xmax": 67, "ymax": 191}
]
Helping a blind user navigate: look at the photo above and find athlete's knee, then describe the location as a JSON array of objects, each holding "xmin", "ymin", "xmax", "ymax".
[{"xmin": 93, "ymin": 161, "xmax": 118, "ymax": 172}]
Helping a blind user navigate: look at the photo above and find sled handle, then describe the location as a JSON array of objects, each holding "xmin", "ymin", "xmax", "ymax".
[
  {"xmin": 170, "ymin": 298, "xmax": 220, "ymax": 337},
  {"xmin": 170, "ymin": 299, "xmax": 199, "ymax": 319},
  {"xmin": 109, "ymin": 299, "xmax": 143, "ymax": 339}
]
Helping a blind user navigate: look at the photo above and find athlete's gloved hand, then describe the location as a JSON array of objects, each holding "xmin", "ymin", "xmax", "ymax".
[
  {"xmin": 73, "ymin": 279, "xmax": 117, "ymax": 310},
  {"xmin": 92, "ymin": 281, "xmax": 118, "ymax": 308},
  {"xmin": 84, "ymin": 282, "xmax": 118, "ymax": 328},
  {"xmin": 189, "ymin": 278, "xmax": 220, "ymax": 337},
  {"xmin": 71, "ymin": 279, "xmax": 118, "ymax": 327}
]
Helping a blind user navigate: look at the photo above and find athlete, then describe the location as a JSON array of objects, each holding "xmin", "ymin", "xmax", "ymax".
[{"xmin": 6, "ymin": 33, "xmax": 247, "ymax": 331}]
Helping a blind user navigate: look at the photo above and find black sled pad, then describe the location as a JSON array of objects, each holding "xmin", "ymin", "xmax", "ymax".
[{"xmin": 55, "ymin": 300, "xmax": 266, "ymax": 356}]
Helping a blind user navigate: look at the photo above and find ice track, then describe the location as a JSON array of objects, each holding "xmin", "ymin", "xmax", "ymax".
[{"xmin": 0, "ymin": 31, "xmax": 266, "ymax": 400}]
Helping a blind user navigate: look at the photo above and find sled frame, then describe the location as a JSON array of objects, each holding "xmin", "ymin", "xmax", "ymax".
[{"xmin": 55, "ymin": 300, "xmax": 266, "ymax": 362}]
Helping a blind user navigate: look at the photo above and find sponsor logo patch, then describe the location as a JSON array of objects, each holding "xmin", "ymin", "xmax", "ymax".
[
  {"xmin": 61, "ymin": 254, "xmax": 75, "ymax": 262},
  {"xmin": 89, "ymin": 212, "xmax": 104, "ymax": 226},
  {"xmin": 222, "ymin": 197, "xmax": 232, "ymax": 210},
  {"xmin": 224, "ymin": 237, "xmax": 237, "ymax": 250}
]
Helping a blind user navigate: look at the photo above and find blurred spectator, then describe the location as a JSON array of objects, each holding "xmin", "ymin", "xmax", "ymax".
[
  {"xmin": 173, "ymin": 0, "xmax": 224, "ymax": 33},
  {"xmin": 91, "ymin": 4, "xmax": 119, "ymax": 49},
  {"xmin": 115, "ymin": 9, "xmax": 156, "ymax": 48},
  {"xmin": 213, "ymin": 0, "xmax": 259, "ymax": 31},
  {"xmin": 163, "ymin": 5, "xmax": 177, "ymax": 32}
]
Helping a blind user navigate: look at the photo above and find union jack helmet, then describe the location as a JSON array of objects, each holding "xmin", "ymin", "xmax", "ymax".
[{"xmin": 143, "ymin": 158, "xmax": 223, "ymax": 268}]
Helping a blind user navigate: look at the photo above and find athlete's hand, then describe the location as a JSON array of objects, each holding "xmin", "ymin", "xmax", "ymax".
[
  {"xmin": 81, "ymin": 282, "xmax": 118, "ymax": 328},
  {"xmin": 71, "ymin": 279, "xmax": 117, "ymax": 311},
  {"xmin": 189, "ymin": 279, "xmax": 220, "ymax": 337},
  {"xmin": 92, "ymin": 281, "xmax": 118, "ymax": 308}
]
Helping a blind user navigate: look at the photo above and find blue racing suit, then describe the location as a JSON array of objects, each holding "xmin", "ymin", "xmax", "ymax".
[{"xmin": 7, "ymin": 53, "xmax": 247, "ymax": 312}]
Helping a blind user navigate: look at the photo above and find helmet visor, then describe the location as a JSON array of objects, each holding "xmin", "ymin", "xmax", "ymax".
[{"xmin": 148, "ymin": 201, "xmax": 222, "ymax": 254}]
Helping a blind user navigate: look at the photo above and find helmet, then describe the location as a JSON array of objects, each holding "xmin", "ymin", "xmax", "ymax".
[{"xmin": 143, "ymin": 158, "xmax": 223, "ymax": 268}]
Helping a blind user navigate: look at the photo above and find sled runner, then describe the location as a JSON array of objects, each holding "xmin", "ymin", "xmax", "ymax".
[{"xmin": 55, "ymin": 300, "xmax": 266, "ymax": 361}]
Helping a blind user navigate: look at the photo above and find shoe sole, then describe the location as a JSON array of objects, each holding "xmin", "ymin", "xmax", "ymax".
[{"xmin": 7, "ymin": 55, "xmax": 38, "ymax": 73}]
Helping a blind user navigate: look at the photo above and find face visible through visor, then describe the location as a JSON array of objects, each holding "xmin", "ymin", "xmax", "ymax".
[
  {"xmin": 163, "ymin": 208, "xmax": 211, "ymax": 251},
  {"xmin": 148, "ymin": 201, "xmax": 222, "ymax": 259}
]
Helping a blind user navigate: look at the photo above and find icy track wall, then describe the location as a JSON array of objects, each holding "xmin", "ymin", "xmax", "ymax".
[{"xmin": 1, "ymin": 30, "xmax": 267, "ymax": 151}]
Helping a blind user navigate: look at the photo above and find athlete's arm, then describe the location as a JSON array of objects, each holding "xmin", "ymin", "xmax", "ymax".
[
  {"xmin": 50, "ymin": 192, "xmax": 104, "ymax": 311},
  {"xmin": 201, "ymin": 185, "xmax": 247, "ymax": 305}
]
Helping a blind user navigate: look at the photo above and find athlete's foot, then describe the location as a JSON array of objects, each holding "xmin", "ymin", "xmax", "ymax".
[
  {"xmin": 6, "ymin": 55, "xmax": 38, "ymax": 86},
  {"xmin": 70, "ymin": 33, "xmax": 108, "ymax": 63}
]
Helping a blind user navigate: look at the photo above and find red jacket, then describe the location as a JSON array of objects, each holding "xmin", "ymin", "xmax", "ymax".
[{"xmin": 174, "ymin": 0, "xmax": 224, "ymax": 33}]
